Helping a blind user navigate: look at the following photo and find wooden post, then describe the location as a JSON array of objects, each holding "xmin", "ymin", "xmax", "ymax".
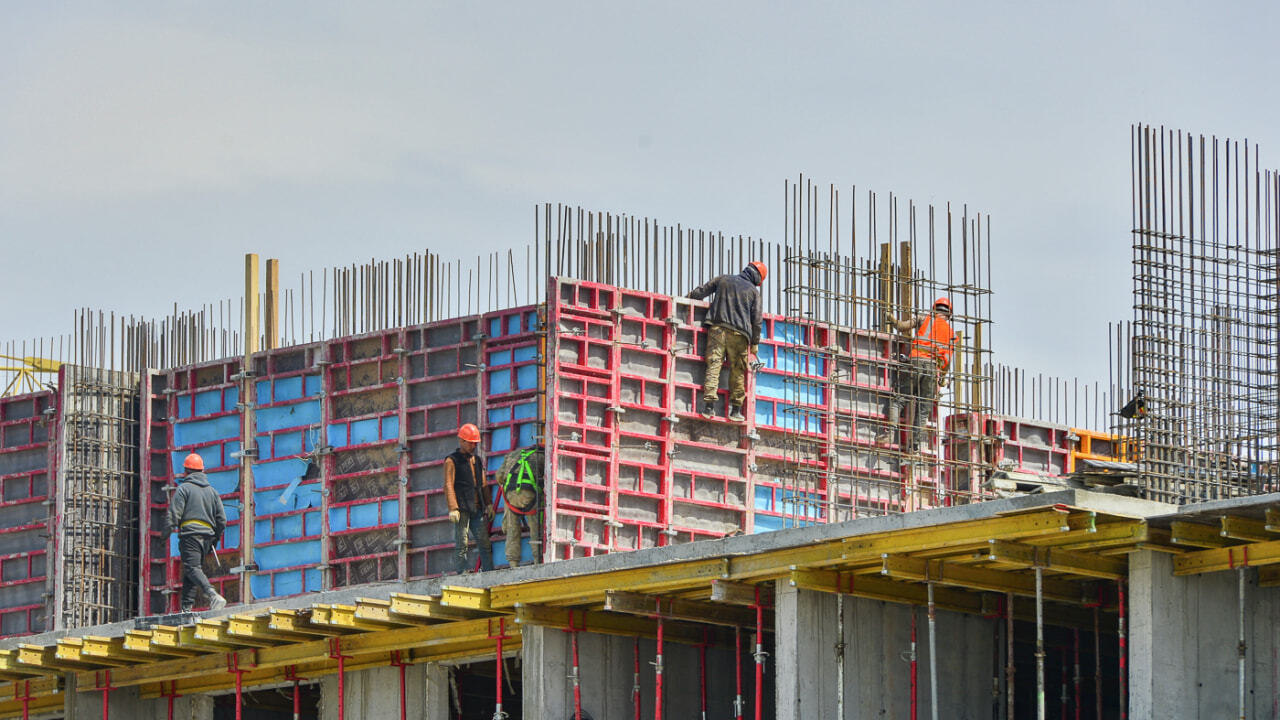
[
  {"xmin": 265, "ymin": 259, "xmax": 280, "ymax": 350},
  {"xmin": 241, "ymin": 253, "xmax": 259, "ymax": 604},
  {"xmin": 878, "ymin": 243, "xmax": 892, "ymax": 331},
  {"xmin": 898, "ymin": 241, "xmax": 913, "ymax": 321}
]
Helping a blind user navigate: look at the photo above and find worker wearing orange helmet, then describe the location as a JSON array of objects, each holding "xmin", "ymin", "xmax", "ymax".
[
  {"xmin": 168, "ymin": 452, "xmax": 227, "ymax": 612},
  {"xmin": 444, "ymin": 423, "xmax": 493, "ymax": 574},
  {"xmin": 688, "ymin": 261, "xmax": 767, "ymax": 422},
  {"xmin": 879, "ymin": 297, "xmax": 958, "ymax": 452}
]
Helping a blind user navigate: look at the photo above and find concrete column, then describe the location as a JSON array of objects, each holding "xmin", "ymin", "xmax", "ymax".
[
  {"xmin": 62, "ymin": 672, "xmax": 212, "ymax": 719},
  {"xmin": 522, "ymin": 622, "xmax": 737, "ymax": 720},
  {"xmin": 1128, "ymin": 549, "xmax": 1278, "ymax": 719},
  {"xmin": 320, "ymin": 663, "xmax": 449, "ymax": 719},
  {"xmin": 774, "ymin": 583, "xmax": 995, "ymax": 720}
]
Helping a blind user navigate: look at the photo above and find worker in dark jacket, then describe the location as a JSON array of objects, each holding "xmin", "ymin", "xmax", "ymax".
[
  {"xmin": 445, "ymin": 423, "xmax": 493, "ymax": 574},
  {"xmin": 688, "ymin": 262, "xmax": 767, "ymax": 422},
  {"xmin": 168, "ymin": 453, "xmax": 227, "ymax": 612},
  {"xmin": 495, "ymin": 445, "xmax": 544, "ymax": 567}
]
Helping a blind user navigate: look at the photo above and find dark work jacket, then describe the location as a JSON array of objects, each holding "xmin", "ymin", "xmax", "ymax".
[
  {"xmin": 445, "ymin": 450, "xmax": 489, "ymax": 514},
  {"xmin": 688, "ymin": 265, "xmax": 763, "ymax": 343},
  {"xmin": 168, "ymin": 472, "xmax": 226, "ymax": 538}
]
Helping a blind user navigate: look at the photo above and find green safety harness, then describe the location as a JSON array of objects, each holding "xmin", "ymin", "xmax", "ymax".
[{"xmin": 503, "ymin": 449, "xmax": 542, "ymax": 516}]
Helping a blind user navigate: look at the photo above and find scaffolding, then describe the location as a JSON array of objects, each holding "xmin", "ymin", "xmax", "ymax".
[
  {"xmin": 1127, "ymin": 124, "xmax": 1280, "ymax": 503},
  {"xmin": 779, "ymin": 179, "xmax": 995, "ymax": 518}
]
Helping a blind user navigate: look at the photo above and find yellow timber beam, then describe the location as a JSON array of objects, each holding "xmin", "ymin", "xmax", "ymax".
[
  {"xmin": 311, "ymin": 604, "xmax": 404, "ymax": 632},
  {"xmin": 1266, "ymin": 508, "xmax": 1280, "ymax": 533},
  {"xmin": 708, "ymin": 579, "xmax": 766, "ymax": 606},
  {"xmin": 514, "ymin": 604, "xmax": 728, "ymax": 645},
  {"xmin": 1172, "ymin": 539, "xmax": 1280, "ymax": 576},
  {"xmin": 123, "ymin": 630, "xmax": 201, "ymax": 658},
  {"xmin": 440, "ymin": 586, "xmax": 492, "ymax": 611},
  {"xmin": 1027, "ymin": 519, "xmax": 1150, "ymax": 552},
  {"xmin": 789, "ymin": 568, "xmax": 985, "ymax": 614},
  {"xmin": 0, "ymin": 651, "xmax": 53, "ymax": 680},
  {"xmin": 194, "ymin": 619, "xmax": 281, "ymax": 649},
  {"xmin": 839, "ymin": 510, "xmax": 1077, "ymax": 565},
  {"xmin": 269, "ymin": 609, "xmax": 343, "ymax": 637},
  {"xmin": 980, "ymin": 541, "xmax": 1126, "ymax": 580},
  {"xmin": 490, "ymin": 558, "xmax": 730, "ymax": 608},
  {"xmin": 0, "ymin": 676, "xmax": 61, "ymax": 702},
  {"xmin": 603, "ymin": 590, "xmax": 761, "ymax": 628},
  {"xmin": 879, "ymin": 555, "xmax": 1087, "ymax": 604},
  {"xmin": 1220, "ymin": 516, "xmax": 1275, "ymax": 543},
  {"xmin": 226, "ymin": 614, "xmax": 317, "ymax": 644},
  {"xmin": 1259, "ymin": 565, "xmax": 1280, "ymax": 588},
  {"xmin": 1170, "ymin": 521, "xmax": 1232, "ymax": 549},
  {"xmin": 79, "ymin": 636, "xmax": 156, "ymax": 665},
  {"xmin": 0, "ymin": 690, "xmax": 64, "ymax": 720},
  {"xmin": 387, "ymin": 593, "xmax": 491, "ymax": 621},
  {"xmin": 75, "ymin": 616, "xmax": 509, "ymax": 690},
  {"xmin": 17, "ymin": 644, "xmax": 101, "ymax": 672}
]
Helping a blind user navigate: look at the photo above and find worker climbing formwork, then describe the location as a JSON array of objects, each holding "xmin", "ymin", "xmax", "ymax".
[
  {"xmin": 495, "ymin": 444, "xmax": 545, "ymax": 567},
  {"xmin": 879, "ymin": 296, "xmax": 958, "ymax": 454},
  {"xmin": 688, "ymin": 261, "xmax": 767, "ymax": 423}
]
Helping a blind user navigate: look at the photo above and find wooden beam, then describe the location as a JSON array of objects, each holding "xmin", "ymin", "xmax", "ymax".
[
  {"xmin": 789, "ymin": 568, "xmax": 985, "ymax": 614},
  {"xmin": 603, "ymin": 591, "xmax": 760, "ymax": 628},
  {"xmin": 1170, "ymin": 520, "xmax": 1231, "ymax": 549},
  {"xmin": 514, "ymin": 605, "xmax": 726, "ymax": 645},
  {"xmin": 839, "ymin": 511, "xmax": 1076, "ymax": 565},
  {"xmin": 264, "ymin": 257, "xmax": 280, "ymax": 350},
  {"xmin": 311, "ymin": 604, "xmax": 404, "ymax": 632},
  {"xmin": 1220, "ymin": 516, "xmax": 1274, "ymax": 543},
  {"xmin": 440, "ymin": 586, "xmax": 491, "ymax": 611},
  {"xmin": 268, "ymin": 610, "xmax": 342, "ymax": 637},
  {"xmin": 226, "ymin": 614, "xmax": 316, "ymax": 644},
  {"xmin": 1266, "ymin": 508, "xmax": 1280, "ymax": 534},
  {"xmin": 1173, "ymin": 539, "xmax": 1280, "ymax": 576},
  {"xmin": 1258, "ymin": 565, "xmax": 1280, "ymax": 588},
  {"xmin": 980, "ymin": 541, "xmax": 1126, "ymax": 580},
  {"xmin": 879, "ymin": 555, "xmax": 1087, "ymax": 604},
  {"xmin": 242, "ymin": 252, "xmax": 260, "ymax": 606},
  {"xmin": 386, "ymin": 594, "xmax": 486, "ymax": 622},
  {"xmin": 708, "ymin": 579, "xmax": 766, "ymax": 607},
  {"xmin": 122, "ymin": 631, "xmax": 201, "ymax": 658},
  {"xmin": 490, "ymin": 559, "xmax": 729, "ymax": 608}
]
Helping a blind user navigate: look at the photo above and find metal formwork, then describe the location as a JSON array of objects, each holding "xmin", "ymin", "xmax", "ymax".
[{"xmin": 0, "ymin": 391, "xmax": 55, "ymax": 638}]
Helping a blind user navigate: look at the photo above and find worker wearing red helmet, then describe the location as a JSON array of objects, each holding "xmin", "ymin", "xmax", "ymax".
[
  {"xmin": 444, "ymin": 423, "xmax": 493, "ymax": 574},
  {"xmin": 688, "ymin": 261, "xmax": 767, "ymax": 422},
  {"xmin": 168, "ymin": 452, "xmax": 227, "ymax": 612},
  {"xmin": 879, "ymin": 297, "xmax": 958, "ymax": 452}
]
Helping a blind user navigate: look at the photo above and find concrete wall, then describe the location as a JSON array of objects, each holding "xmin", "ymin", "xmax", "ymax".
[
  {"xmin": 522, "ymin": 623, "xmax": 758, "ymax": 720},
  {"xmin": 775, "ymin": 584, "xmax": 999, "ymax": 720},
  {"xmin": 319, "ymin": 663, "xmax": 449, "ymax": 720},
  {"xmin": 1129, "ymin": 550, "xmax": 1280, "ymax": 719},
  {"xmin": 62, "ymin": 674, "xmax": 214, "ymax": 719}
]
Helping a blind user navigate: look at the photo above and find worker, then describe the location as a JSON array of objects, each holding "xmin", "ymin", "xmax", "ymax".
[
  {"xmin": 688, "ymin": 261, "xmax": 766, "ymax": 422},
  {"xmin": 495, "ymin": 445, "xmax": 544, "ymax": 567},
  {"xmin": 168, "ymin": 453, "xmax": 227, "ymax": 612},
  {"xmin": 879, "ymin": 297, "xmax": 958, "ymax": 452},
  {"xmin": 445, "ymin": 423, "xmax": 494, "ymax": 574}
]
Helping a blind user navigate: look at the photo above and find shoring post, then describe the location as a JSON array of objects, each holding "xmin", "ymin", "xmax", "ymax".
[
  {"xmin": 1092, "ymin": 592, "xmax": 1102, "ymax": 720},
  {"xmin": 1036, "ymin": 567, "xmax": 1046, "ymax": 720},
  {"xmin": 927, "ymin": 581, "xmax": 938, "ymax": 720},
  {"xmin": 699, "ymin": 629, "xmax": 709, "ymax": 720},
  {"xmin": 1073, "ymin": 628, "xmax": 1081, "ymax": 720},
  {"xmin": 329, "ymin": 637, "xmax": 349, "ymax": 720},
  {"xmin": 162, "ymin": 681, "xmax": 180, "ymax": 720},
  {"xmin": 1118, "ymin": 580, "xmax": 1127, "ymax": 720},
  {"xmin": 1006, "ymin": 592, "xmax": 1015, "ymax": 720},
  {"xmin": 654, "ymin": 602, "xmax": 665, "ymax": 720},
  {"xmin": 1238, "ymin": 567, "xmax": 1247, "ymax": 720},
  {"xmin": 492, "ymin": 617, "xmax": 512, "ymax": 720},
  {"xmin": 284, "ymin": 666, "xmax": 304, "ymax": 720},
  {"xmin": 752, "ymin": 586, "xmax": 768, "ymax": 720},
  {"xmin": 227, "ymin": 653, "xmax": 248, "ymax": 720},
  {"xmin": 16, "ymin": 679, "xmax": 30, "ymax": 720},
  {"xmin": 910, "ymin": 609, "xmax": 919, "ymax": 720},
  {"xmin": 1060, "ymin": 648, "xmax": 1068, "ymax": 719},
  {"xmin": 835, "ymin": 592, "xmax": 845, "ymax": 720},
  {"xmin": 390, "ymin": 651, "xmax": 408, "ymax": 720},
  {"xmin": 733, "ymin": 627, "xmax": 744, "ymax": 720},
  {"xmin": 634, "ymin": 636, "xmax": 642, "ymax": 720},
  {"xmin": 566, "ymin": 610, "xmax": 583, "ymax": 720},
  {"xmin": 98, "ymin": 669, "xmax": 113, "ymax": 720}
]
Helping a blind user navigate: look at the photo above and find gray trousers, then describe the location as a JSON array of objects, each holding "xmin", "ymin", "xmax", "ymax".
[
  {"xmin": 179, "ymin": 532, "xmax": 216, "ymax": 610},
  {"xmin": 889, "ymin": 357, "xmax": 939, "ymax": 446},
  {"xmin": 453, "ymin": 510, "xmax": 494, "ymax": 574}
]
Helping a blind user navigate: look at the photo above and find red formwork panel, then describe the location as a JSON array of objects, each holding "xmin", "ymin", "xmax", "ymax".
[
  {"xmin": 985, "ymin": 415, "xmax": 1074, "ymax": 479},
  {"xmin": 139, "ymin": 371, "xmax": 172, "ymax": 616},
  {"xmin": 0, "ymin": 390, "xmax": 55, "ymax": 638},
  {"xmin": 943, "ymin": 412, "xmax": 995, "ymax": 500},
  {"xmin": 154, "ymin": 358, "xmax": 245, "ymax": 613}
]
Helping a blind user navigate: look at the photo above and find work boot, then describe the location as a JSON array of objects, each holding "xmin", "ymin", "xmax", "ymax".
[
  {"xmin": 180, "ymin": 605, "xmax": 194, "ymax": 614},
  {"xmin": 700, "ymin": 399, "xmax": 715, "ymax": 419},
  {"xmin": 728, "ymin": 405, "xmax": 745, "ymax": 422},
  {"xmin": 208, "ymin": 592, "xmax": 227, "ymax": 611},
  {"xmin": 878, "ymin": 407, "xmax": 900, "ymax": 445}
]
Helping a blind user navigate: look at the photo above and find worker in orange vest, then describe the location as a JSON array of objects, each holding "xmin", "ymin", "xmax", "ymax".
[
  {"xmin": 879, "ymin": 297, "xmax": 957, "ymax": 452},
  {"xmin": 445, "ymin": 423, "xmax": 493, "ymax": 574}
]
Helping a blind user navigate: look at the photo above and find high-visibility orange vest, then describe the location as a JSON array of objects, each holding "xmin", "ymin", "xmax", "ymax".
[{"xmin": 909, "ymin": 313, "xmax": 956, "ymax": 368}]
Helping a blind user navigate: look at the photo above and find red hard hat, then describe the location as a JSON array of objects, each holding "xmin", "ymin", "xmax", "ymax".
[
  {"xmin": 458, "ymin": 423, "xmax": 481, "ymax": 443},
  {"xmin": 749, "ymin": 261, "xmax": 768, "ymax": 283},
  {"xmin": 183, "ymin": 452, "xmax": 205, "ymax": 472},
  {"xmin": 933, "ymin": 297, "xmax": 952, "ymax": 313}
]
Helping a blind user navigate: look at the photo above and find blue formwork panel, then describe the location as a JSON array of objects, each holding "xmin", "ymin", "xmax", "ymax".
[
  {"xmin": 170, "ymin": 444, "xmax": 239, "ymax": 475},
  {"xmin": 755, "ymin": 371, "xmax": 823, "ymax": 405},
  {"xmin": 259, "ymin": 429, "xmax": 315, "ymax": 460},
  {"xmin": 255, "ymin": 375, "xmax": 321, "ymax": 405},
  {"xmin": 173, "ymin": 415, "xmax": 240, "ymax": 447},
  {"xmin": 251, "ymin": 567, "xmax": 322, "ymax": 600},
  {"xmin": 256, "ymin": 540, "xmax": 321, "ymax": 571},
  {"xmin": 205, "ymin": 470, "xmax": 240, "ymax": 496},
  {"xmin": 178, "ymin": 387, "xmax": 239, "ymax": 419},
  {"xmin": 256, "ymin": 400, "xmax": 322, "ymax": 433},
  {"xmin": 251, "ymin": 458, "xmax": 311, "ymax": 490},
  {"xmin": 254, "ymin": 510, "xmax": 321, "ymax": 544},
  {"xmin": 329, "ymin": 499, "xmax": 398, "ymax": 532},
  {"xmin": 327, "ymin": 416, "xmax": 398, "ymax": 448},
  {"xmin": 770, "ymin": 321, "xmax": 808, "ymax": 345}
]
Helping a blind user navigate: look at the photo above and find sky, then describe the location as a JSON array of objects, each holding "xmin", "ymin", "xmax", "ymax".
[{"xmin": 2, "ymin": 1, "xmax": 1278, "ymax": 393}]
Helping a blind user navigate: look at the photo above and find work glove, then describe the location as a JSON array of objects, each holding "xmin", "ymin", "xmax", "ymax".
[
  {"xmin": 937, "ymin": 376, "xmax": 950, "ymax": 389},
  {"xmin": 449, "ymin": 510, "xmax": 461, "ymax": 524}
]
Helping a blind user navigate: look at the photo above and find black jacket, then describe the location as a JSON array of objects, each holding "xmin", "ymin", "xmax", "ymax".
[
  {"xmin": 168, "ymin": 472, "xmax": 226, "ymax": 538},
  {"xmin": 688, "ymin": 265, "xmax": 763, "ymax": 342}
]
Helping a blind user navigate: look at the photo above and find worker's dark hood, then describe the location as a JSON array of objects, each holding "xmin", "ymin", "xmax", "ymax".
[
  {"xmin": 182, "ymin": 471, "xmax": 210, "ymax": 487},
  {"xmin": 740, "ymin": 264, "xmax": 763, "ymax": 286}
]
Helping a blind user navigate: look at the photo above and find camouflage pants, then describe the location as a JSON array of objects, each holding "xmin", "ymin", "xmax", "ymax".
[
  {"xmin": 501, "ymin": 489, "xmax": 543, "ymax": 566},
  {"xmin": 889, "ymin": 357, "xmax": 938, "ymax": 446},
  {"xmin": 703, "ymin": 325, "xmax": 750, "ymax": 405}
]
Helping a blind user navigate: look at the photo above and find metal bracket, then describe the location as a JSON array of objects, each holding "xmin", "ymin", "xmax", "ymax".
[
  {"xmin": 230, "ymin": 371, "xmax": 256, "ymax": 381},
  {"xmin": 230, "ymin": 563, "xmax": 259, "ymax": 575},
  {"xmin": 231, "ymin": 447, "xmax": 258, "ymax": 460}
]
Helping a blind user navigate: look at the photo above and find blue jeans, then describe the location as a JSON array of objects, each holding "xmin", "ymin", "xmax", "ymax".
[{"xmin": 453, "ymin": 510, "xmax": 494, "ymax": 574}]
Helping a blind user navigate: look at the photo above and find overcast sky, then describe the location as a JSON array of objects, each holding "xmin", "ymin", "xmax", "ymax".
[{"xmin": 3, "ymin": 2, "xmax": 1278, "ymax": 396}]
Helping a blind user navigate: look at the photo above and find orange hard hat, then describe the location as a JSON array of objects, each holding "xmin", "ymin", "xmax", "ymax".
[
  {"xmin": 458, "ymin": 423, "xmax": 481, "ymax": 443},
  {"xmin": 183, "ymin": 452, "xmax": 205, "ymax": 472},
  {"xmin": 933, "ymin": 297, "xmax": 952, "ymax": 313},
  {"xmin": 748, "ymin": 261, "xmax": 768, "ymax": 283}
]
